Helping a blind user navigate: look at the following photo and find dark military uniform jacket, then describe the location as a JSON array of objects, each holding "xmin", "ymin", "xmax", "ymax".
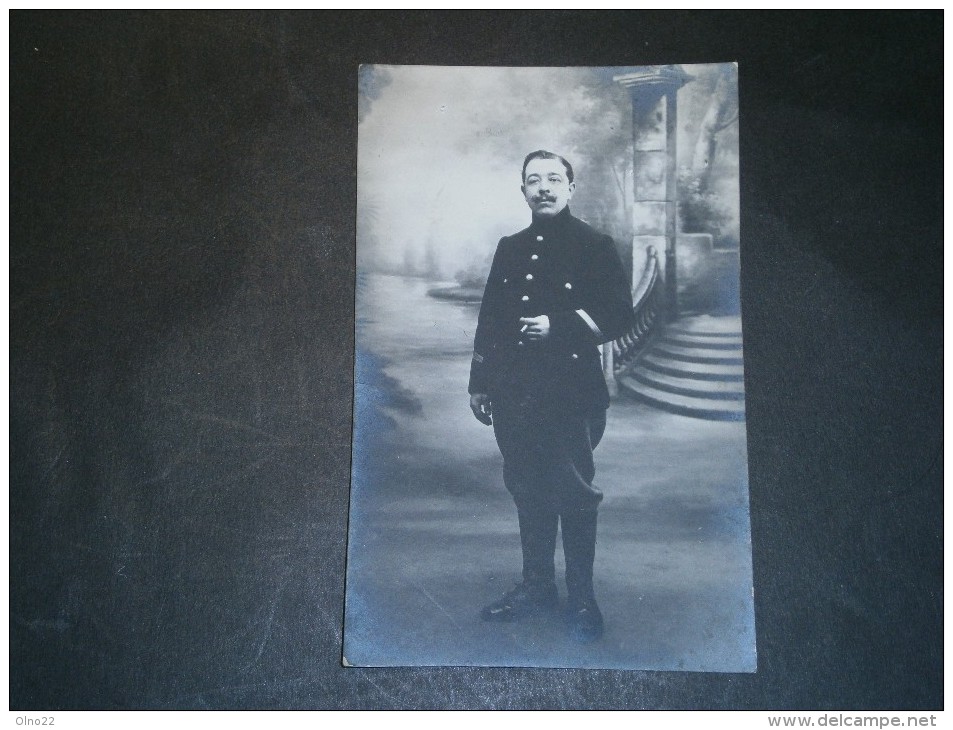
[{"xmin": 468, "ymin": 207, "xmax": 634, "ymax": 415}]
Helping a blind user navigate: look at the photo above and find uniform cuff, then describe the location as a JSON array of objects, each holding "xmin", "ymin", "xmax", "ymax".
[
  {"xmin": 574, "ymin": 309, "xmax": 604, "ymax": 340},
  {"xmin": 468, "ymin": 353, "xmax": 489, "ymax": 394},
  {"xmin": 549, "ymin": 309, "xmax": 599, "ymax": 345}
]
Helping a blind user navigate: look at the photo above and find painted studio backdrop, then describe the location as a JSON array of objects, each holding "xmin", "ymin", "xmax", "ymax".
[{"xmin": 345, "ymin": 64, "xmax": 754, "ymax": 671}]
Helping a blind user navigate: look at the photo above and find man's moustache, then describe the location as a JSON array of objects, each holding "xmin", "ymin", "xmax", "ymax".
[{"xmin": 534, "ymin": 196, "xmax": 556, "ymax": 203}]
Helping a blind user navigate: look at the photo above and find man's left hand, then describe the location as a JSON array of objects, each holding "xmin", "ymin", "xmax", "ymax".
[{"xmin": 519, "ymin": 315, "xmax": 550, "ymax": 341}]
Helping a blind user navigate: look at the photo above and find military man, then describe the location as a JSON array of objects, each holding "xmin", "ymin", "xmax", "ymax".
[{"xmin": 469, "ymin": 150, "xmax": 634, "ymax": 642}]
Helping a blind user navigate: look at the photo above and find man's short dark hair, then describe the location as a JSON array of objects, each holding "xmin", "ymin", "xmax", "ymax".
[{"xmin": 522, "ymin": 150, "xmax": 574, "ymax": 184}]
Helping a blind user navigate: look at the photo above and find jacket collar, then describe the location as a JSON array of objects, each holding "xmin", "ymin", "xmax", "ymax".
[{"xmin": 529, "ymin": 205, "xmax": 573, "ymax": 236}]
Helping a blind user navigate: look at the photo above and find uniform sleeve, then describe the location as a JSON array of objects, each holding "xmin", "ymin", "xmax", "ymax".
[
  {"xmin": 468, "ymin": 239, "xmax": 506, "ymax": 395},
  {"xmin": 548, "ymin": 234, "xmax": 633, "ymax": 347}
]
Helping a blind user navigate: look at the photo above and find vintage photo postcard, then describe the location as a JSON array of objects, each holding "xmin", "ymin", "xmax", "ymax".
[{"xmin": 345, "ymin": 64, "xmax": 755, "ymax": 671}]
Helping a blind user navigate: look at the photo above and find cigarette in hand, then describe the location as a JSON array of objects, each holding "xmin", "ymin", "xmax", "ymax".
[{"xmin": 520, "ymin": 324, "xmax": 529, "ymax": 333}]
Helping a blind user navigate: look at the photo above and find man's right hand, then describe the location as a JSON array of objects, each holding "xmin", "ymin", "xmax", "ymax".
[{"xmin": 470, "ymin": 393, "xmax": 493, "ymax": 426}]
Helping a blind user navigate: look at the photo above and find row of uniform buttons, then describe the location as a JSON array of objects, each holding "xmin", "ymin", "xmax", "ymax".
[
  {"xmin": 514, "ymin": 234, "xmax": 577, "ymax": 360},
  {"xmin": 528, "ymin": 236, "xmax": 541, "ymax": 307},
  {"xmin": 518, "ymin": 251, "xmax": 529, "ymax": 343},
  {"xmin": 518, "ymin": 238, "xmax": 543, "ymax": 343}
]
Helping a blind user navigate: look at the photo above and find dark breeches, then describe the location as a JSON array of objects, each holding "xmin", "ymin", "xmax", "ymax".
[
  {"xmin": 492, "ymin": 403, "xmax": 606, "ymax": 603},
  {"xmin": 492, "ymin": 404, "xmax": 607, "ymax": 515}
]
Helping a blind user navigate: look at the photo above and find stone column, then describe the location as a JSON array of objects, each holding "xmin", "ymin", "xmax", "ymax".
[{"xmin": 614, "ymin": 66, "xmax": 692, "ymax": 320}]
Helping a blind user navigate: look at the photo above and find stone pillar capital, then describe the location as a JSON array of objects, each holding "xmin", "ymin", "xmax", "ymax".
[
  {"xmin": 613, "ymin": 65, "xmax": 693, "ymax": 112},
  {"xmin": 613, "ymin": 65, "xmax": 693, "ymax": 93}
]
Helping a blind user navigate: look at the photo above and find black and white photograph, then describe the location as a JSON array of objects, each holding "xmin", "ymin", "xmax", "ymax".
[
  {"xmin": 345, "ymin": 63, "xmax": 755, "ymax": 671},
  {"xmin": 12, "ymin": 11, "xmax": 940, "ymax": 710}
]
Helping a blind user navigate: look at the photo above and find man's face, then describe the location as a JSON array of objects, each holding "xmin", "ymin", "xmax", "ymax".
[{"xmin": 522, "ymin": 157, "xmax": 575, "ymax": 218}]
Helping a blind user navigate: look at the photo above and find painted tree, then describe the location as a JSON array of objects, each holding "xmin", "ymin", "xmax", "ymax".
[
  {"xmin": 690, "ymin": 64, "xmax": 738, "ymax": 191},
  {"xmin": 677, "ymin": 64, "xmax": 740, "ymax": 246}
]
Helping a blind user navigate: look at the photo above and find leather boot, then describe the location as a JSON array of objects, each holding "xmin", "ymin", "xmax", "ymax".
[
  {"xmin": 519, "ymin": 508, "xmax": 558, "ymax": 588},
  {"xmin": 479, "ymin": 581, "xmax": 558, "ymax": 622},
  {"xmin": 561, "ymin": 510, "xmax": 603, "ymax": 642},
  {"xmin": 480, "ymin": 509, "xmax": 559, "ymax": 621}
]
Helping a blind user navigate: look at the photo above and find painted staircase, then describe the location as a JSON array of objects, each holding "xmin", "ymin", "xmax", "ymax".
[{"xmin": 617, "ymin": 314, "xmax": 746, "ymax": 421}]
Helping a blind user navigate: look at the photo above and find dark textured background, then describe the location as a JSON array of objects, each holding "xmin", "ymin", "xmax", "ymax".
[{"xmin": 10, "ymin": 11, "xmax": 942, "ymax": 709}]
